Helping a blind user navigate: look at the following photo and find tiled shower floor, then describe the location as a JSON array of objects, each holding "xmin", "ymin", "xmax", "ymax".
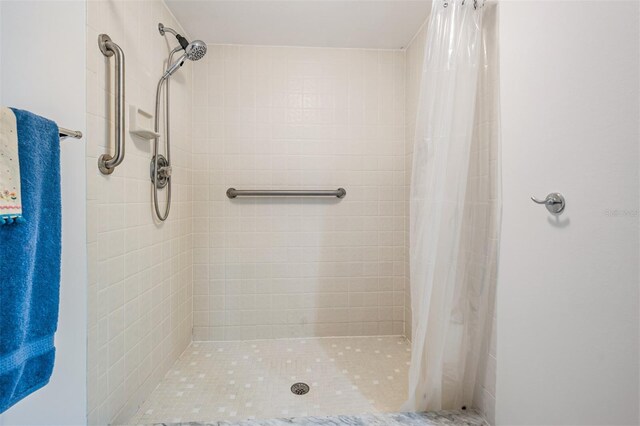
[{"xmin": 128, "ymin": 336, "xmax": 411, "ymax": 424}]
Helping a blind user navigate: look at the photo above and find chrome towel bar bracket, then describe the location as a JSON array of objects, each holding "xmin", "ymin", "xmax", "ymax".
[
  {"xmin": 227, "ymin": 188, "xmax": 347, "ymax": 199},
  {"xmin": 98, "ymin": 34, "xmax": 125, "ymax": 175}
]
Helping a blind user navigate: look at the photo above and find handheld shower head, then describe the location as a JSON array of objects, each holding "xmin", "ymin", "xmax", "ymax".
[
  {"xmin": 161, "ymin": 41, "xmax": 208, "ymax": 80},
  {"xmin": 163, "ymin": 55, "xmax": 186, "ymax": 79}
]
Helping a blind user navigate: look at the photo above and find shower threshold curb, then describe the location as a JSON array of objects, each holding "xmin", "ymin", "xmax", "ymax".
[{"xmin": 142, "ymin": 409, "xmax": 487, "ymax": 426}]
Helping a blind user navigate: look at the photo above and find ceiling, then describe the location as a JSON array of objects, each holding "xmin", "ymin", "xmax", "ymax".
[{"xmin": 164, "ymin": 1, "xmax": 431, "ymax": 49}]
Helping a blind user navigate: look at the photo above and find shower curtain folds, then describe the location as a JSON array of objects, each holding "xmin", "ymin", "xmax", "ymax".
[{"xmin": 405, "ymin": 0, "xmax": 501, "ymax": 412}]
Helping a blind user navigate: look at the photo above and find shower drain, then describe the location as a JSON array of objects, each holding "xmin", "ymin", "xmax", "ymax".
[{"xmin": 290, "ymin": 382, "xmax": 310, "ymax": 395}]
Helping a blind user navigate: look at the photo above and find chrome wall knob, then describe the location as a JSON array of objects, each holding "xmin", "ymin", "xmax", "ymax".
[
  {"xmin": 150, "ymin": 154, "xmax": 170, "ymax": 189},
  {"xmin": 531, "ymin": 192, "xmax": 566, "ymax": 214}
]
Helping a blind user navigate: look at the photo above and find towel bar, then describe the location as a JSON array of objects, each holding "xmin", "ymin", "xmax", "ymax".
[{"xmin": 59, "ymin": 127, "xmax": 82, "ymax": 139}]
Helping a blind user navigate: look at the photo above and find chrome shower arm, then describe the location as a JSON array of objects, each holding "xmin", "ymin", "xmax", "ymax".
[{"xmin": 158, "ymin": 23, "xmax": 178, "ymax": 37}]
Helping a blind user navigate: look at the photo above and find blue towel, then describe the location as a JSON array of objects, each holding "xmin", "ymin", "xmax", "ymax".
[{"xmin": 0, "ymin": 108, "xmax": 61, "ymax": 413}]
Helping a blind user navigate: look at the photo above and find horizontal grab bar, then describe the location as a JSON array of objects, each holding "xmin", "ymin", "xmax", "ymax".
[{"xmin": 226, "ymin": 188, "xmax": 346, "ymax": 199}]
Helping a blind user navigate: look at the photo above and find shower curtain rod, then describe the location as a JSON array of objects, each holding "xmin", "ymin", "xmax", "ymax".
[{"xmin": 59, "ymin": 127, "xmax": 83, "ymax": 139}]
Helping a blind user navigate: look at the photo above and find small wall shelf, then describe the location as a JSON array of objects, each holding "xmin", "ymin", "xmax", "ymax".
[{"xmin": 129, "ymin": 105, "xmax": 160, "ymax": 140}]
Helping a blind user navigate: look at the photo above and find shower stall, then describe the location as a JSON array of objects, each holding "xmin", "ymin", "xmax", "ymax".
[{"xmin": 83, "ymin": 1, "xmax": 497, "ymax": 424}]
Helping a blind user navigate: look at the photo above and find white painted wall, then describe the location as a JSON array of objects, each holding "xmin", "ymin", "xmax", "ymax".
[
  {"xmin": 497, "ymin": 1, "xmax": 639, "ymax": 425},
  {"xmin": 0, "ymin": 1, "xmax": 87, "ymax": 425}
]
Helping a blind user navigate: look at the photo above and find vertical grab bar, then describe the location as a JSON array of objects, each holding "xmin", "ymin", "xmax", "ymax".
[{"xmin": 97, "ymin": 34, "xmax": 125, "ymax": 175}]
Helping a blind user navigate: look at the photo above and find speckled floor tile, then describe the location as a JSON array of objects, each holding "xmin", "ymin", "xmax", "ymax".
[{"xmin": 127, "ymin": 336, "xmax": 411, "ymax": 424}]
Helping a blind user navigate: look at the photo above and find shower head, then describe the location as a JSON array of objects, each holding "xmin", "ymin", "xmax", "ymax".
[
  {"xmin": 158, "ymin": 22, "xmax": 203, "ymax": 53},
  {"xmin": 185, "ymin": 40, "xmax": 207, "ymax": 61},
  {"xmin": 158, "ymin": 22, "xmax": 207, "ymax": 80},
  {"xmin": 162, "ymin": 41, "xmax": 208, "ymax": 80}
]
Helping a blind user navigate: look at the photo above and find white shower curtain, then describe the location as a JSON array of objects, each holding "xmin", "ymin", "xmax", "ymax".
[{"xmin": 405, "ymin": 0, "xmax": 501, "ymax": 412}]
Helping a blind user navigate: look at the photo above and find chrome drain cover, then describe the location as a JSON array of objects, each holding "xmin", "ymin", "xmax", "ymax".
[{"xmin": 291, "ymin": 382, "xmax": 310, "ymax": 395}]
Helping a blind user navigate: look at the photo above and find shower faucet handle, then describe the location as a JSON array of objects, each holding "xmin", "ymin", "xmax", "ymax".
[
  {"xmin": 531, "ymin": 192, "xmax": 565, "ymax": 214},
  {"xmin": 158, "ymin": 165, "xmax": 172, "ymax": 178}
]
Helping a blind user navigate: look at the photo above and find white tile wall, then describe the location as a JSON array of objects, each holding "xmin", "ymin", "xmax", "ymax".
[
  {"xmin": 403, "ymin": 23, "xmax": 427, "ymax": 340},
  {"xmin": 86, "ymin": 1, "xmax": 194, "ymax": 424},
  {"xmin": 191, "ymin": 45, "xmax": 407, "ymax": 341}
]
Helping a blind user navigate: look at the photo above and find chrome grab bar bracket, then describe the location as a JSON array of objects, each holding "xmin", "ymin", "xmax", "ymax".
[
  {"xmin": 98, "ymin": 34, "xmax": 125, "ymax": 175},
  {"xmin": 98, "ymin": 34, "xmax": 114, "ymax": 57},
  {"xmin": 226, "ymin": 188, "xmax": 347, "ymax": 199}
]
